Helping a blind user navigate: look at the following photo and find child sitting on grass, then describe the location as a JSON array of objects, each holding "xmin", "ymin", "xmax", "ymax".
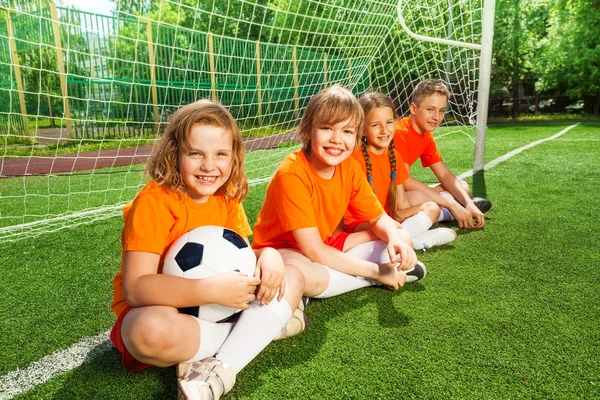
[
  {"xmin": 344, "ymin": 91, "xmax": 457, "ymax": 250},
  {"xmin": 252, "ymin": 85, "xmax": 426, "ymax": 304},
  {"xmin": 394, "ymin": 79, "xmax": 492, "ymax": 229},
  {"xmin": 110, "ymin": 99, "xmax": 304, "ymax": 400}
]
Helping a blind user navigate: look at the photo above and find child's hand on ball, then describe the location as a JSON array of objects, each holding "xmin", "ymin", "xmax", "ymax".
[{"xmin": 206, "ymin": 272, "xmax": 261, "ymax": 310}]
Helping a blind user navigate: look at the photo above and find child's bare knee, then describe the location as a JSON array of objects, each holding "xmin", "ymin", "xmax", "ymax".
[
  {"xmin": 421, "ymin": 201, "xmax": 440, "ymax": 215},
  {"xmin": 123, "ymin": 309, "xmax": 177, "ymax": 357}
]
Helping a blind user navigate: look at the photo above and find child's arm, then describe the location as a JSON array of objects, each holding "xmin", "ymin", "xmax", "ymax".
[
  {"xmin": 429, "ymin": 161, "xmax": 484, "ymax": 228},
  {"xmin": 253, "ymin": 247, "xmax": 286, "ymax": 305},
  {"xmin": 367, "ymin": 213, "xmax": 417, "ymax": 271},
  {"xmin": 402, "ymin": 162, "xmax": 474, "ymax": 228},
  {"xmin": 122, "ymin": 251, "xmax": 261, "ymax": 310},
  {"xmin": 292, "ymin": 227, "xmax": 410, "ymax": 290}
]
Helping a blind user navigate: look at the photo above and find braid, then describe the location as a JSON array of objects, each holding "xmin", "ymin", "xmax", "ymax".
[
  {"xmin": 386, "ymin": 139, "xmax": 399, "ymax": 220},
  {"xmin": 361, "ymin": 136, "xmax": 375, "ymax": 192}
]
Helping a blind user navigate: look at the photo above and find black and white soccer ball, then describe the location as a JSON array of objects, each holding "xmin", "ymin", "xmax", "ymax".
[{"xmin": 163, "ymin": 225, "xmax": 256, "ymax": 323}]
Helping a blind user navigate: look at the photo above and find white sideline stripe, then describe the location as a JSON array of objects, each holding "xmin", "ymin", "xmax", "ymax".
[
  {"xmin": 0, "ymin": 123, "xmax": 582, "ymax": 399},
  {"xmin": 457, "ymin": 123, "xmax": 580, "ymax": 181},
  {"xmin": 0, "ymin": 331, "xmax": 111, "ymax": 400}
]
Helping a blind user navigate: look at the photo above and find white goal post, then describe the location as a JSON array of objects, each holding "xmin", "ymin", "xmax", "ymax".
[{"xmin": 0, "ymin": 0, "xmax": 495, "ymax": 242}]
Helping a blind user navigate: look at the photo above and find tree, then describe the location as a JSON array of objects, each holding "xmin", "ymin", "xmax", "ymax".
[
  {"xmin": 491, "ymin": 0, "xmax": 549, "ymax": 118},
  {"xmin": 535, "ymin": 0, "xmax": 600, "ymax": 114}
]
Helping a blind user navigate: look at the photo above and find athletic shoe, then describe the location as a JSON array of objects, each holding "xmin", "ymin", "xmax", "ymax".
[
  {"xmin": 177, "ymin": 357, "xmax": 236, "ymax": 400},
  {"xmin": 412, "ymin": 227, "xmax": 457, "ymax": 250},
  {"xmin": 404, "ymin": 261, "xmax": 427, "ymax": 283},
  {"xmin": 273, "ymin": 307, "xmax": 307, "ymax": 341},
  {"xmin": 472, "ymin": 197, "xmax": 492, "ymax": 213},
  {"xmin": 296, "ymin": 296, "xmax": 310, "ymax": 311}
]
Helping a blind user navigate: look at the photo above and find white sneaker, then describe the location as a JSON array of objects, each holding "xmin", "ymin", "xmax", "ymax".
[
  {"xmin": 412, "ymin": 228, "xmax": 457, "ymax": 250},
  {"xmin": 273, "ymin": 307, "xmax": 307, "ymax": 340},
  {"xmin": 177, "ymin": 357, "xmax": 236, "ymax": 400}
]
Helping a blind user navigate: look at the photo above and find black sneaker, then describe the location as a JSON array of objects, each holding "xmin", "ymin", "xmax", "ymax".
[
  {"xmin": 472, "ymin": 197, "xmax": 492, "ymax": 213},
  {"xmin": 405, "ymin": 261, "xmax": 427, "ymax": 283}
]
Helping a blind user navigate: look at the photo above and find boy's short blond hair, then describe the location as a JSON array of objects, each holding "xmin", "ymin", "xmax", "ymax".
[{"xmin": 411, "ymin": 79, "xmax": 452, "ymax": 106}]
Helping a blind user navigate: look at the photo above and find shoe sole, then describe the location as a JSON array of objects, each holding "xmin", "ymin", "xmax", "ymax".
[
  {"xmin": 472, "ymin": 197, "xmax": 492, "ymax": 213},
  {"xmin": 405, "ymin": 262, "xmax": 427, "ymax": 283}
]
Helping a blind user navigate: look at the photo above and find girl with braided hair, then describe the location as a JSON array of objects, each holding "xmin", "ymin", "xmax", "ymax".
[{"xmin": 344, "ymin": 92, "xmax": 457, "ymax": 250}]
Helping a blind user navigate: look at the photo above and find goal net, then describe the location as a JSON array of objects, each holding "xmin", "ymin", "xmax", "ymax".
[{"xmin": 0, "ymin": 0, "xmax": 492, "ymax": 242}]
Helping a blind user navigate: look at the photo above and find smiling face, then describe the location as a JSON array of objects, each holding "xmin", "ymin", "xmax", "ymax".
[
  {"xmin": 364, "ymin": 106, "xmax": 395, "ymax": 154},
  {"xmin": 409, "ymin": 93, "xmax": 448, "ymax": 134},
  {"xmin": 308, "ymin": 118, "xmax": 357, "ymax": 179},
  {"xmin": 179, "ymin": 124, "xmax": 233, "ymax": 203}
]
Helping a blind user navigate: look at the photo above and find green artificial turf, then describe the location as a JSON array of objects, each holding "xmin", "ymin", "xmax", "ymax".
[{"xmin": 2, "ymin": 123, "xmax": 599, "ymax": 399}]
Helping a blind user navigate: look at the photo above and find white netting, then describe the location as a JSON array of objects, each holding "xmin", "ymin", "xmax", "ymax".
[{"xmin": 0, "ymin": 0, "xmax": 486, "ymax": 242}]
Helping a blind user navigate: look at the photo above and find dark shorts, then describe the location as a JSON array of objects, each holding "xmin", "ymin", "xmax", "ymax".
[{"xmin": 110, "ymin": 305, "xmax": 152, "ymax": 372}]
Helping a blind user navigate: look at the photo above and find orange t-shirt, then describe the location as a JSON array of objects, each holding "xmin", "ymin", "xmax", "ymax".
[
  {"xmin": 393, "ymin": 116, "xmax": 442, "ymax": 167},
  {"xmin": 111, "ymin": 180, "xmax": 252, "ymax": 318},
  {"xmin": 252, "ymin": 149, "xmax": 384, "ymax": 251},
  {"xmin": 345, "ymin": 147, "xmax": 409, "ymax": 224}
]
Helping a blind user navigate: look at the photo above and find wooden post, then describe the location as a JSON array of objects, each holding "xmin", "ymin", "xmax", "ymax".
[
  {"xmin": 47, "ymin": 86, "xmax": 55, "ymax": 128},
  {"xmin": 146, "ymin": 21, "xmax": 160, "ymax": 132},
  {"xmin": 292, "ymin": 46, "xmax": 299, "ymax": 119},
  {"xmin": 348, "ymin": 57, "xmax": 352, "ymax": 86},
  {"xmin": 50, "ymin": 2, "xmax": 73, "ymax": 138},
  {"xmin": 6, "ymin": 14, "xmax": 30, "ymax": 137},
  {"xmin": 323, "ymin": 53, "xmax": 328, "ymax": 87},
  {"xmin": 255, "ymin": 41, "xmax": 262, "ymax": 125},
  {"xmin": 208, "ymin": 33, "xmax": 217, "ymax": 101}
]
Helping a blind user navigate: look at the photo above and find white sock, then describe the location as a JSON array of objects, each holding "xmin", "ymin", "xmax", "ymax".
[
  {"xmin": 401, "ymin": 211, "xmax": 433, "ymax": 237},
  {"xmin": 345, "ymin": 240, "xmax": 391, "ymax": 263},
  {"xmin": 313, "ymin": 265, "xmax": 376, "ymax": 299},
  {"xmin": 215, "ymin": 298, "xmax": 292, "ymax": 373},
  {"xmin": 184, "ymin": 319, "xmax": 234, "ymax": 363},
  {"xmin": 438, "ymin": 207, "xmax": 455, "ymax": 221}
]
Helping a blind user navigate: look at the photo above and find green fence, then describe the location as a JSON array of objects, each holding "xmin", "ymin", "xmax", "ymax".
[{"xmin": 0, "ymin": 5, "xmax": 369, "ymax": 140}]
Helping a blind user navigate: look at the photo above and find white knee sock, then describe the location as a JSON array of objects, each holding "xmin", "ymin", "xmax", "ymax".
[
  {"xmin": 185, "ymin": 319, "xmax": 234, "ymax": 363},
  {"xmin": 401, "ymin": 211, "xmax": 433, "ymax": 237},
  {"xmin": 215, "ymin": 298, "xmax": 292, "ymax": 373},
  {"xmin": 438, "ymin": 207, "xmax": 454, "ymax": 221},
  {"xmin": 345, "ymin": 240, "xmax": 389, "ymax": 263},
  {"xmin": 313, "ymin": 265, "xmax": 376, "ymax": 299}
]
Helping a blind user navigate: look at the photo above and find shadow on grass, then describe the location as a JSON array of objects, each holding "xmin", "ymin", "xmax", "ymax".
[
  {"xmin": 472, "ymin": 169, "xmax": 487, "ymax": 199},
  {"xmin": 48, "ymin": 343, "xmax": 175, "ymax": 400}
]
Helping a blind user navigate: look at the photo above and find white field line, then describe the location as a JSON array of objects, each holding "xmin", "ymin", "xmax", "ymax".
[
  {"xmin": 0, "ymin": 123, "xmax": 581, "ymax": 399},
  {"xmin": 457, "ymin": 123, "xmax": 579, "ymax": 181},
  {"xmin": 0, "ymin": 331, "xmax": 111, "ymax": 400}
]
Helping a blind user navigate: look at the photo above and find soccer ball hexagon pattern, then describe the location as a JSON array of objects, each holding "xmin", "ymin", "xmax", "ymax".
[{"xmin": 163, "ymin": 225, "xmax": 257, "ymax": 323}]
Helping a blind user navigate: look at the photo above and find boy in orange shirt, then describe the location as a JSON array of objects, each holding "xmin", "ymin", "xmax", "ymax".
[
  {"xmin": 253, "ymin": 85, "xmax": 426, "ymax": 301},
  {"xmin": 394, "ymin": 79, "xmax": 491, "ymax": 229}
]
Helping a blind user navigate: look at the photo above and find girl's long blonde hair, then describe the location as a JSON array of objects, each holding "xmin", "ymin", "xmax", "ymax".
[{"xmin": 146, "ymin": 99, "xmax": 248, "ymax": 201}]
